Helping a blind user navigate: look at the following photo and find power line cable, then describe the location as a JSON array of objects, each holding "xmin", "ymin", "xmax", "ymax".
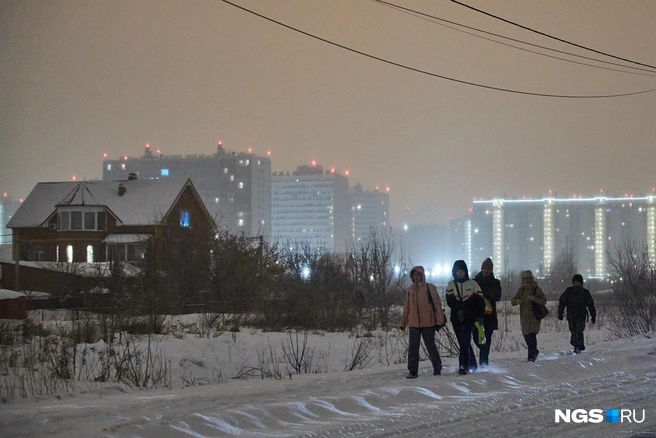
[
  {"xmin": 450, "ymin": 0, "xmax": 656, "ymax": 71},
  {"xmin": 219, "ymin": 0, "xmax": 656, "ymax": 98},
  {"xmin": 374, "ymin": 0, "xmax": 656, "ymax": 77}
]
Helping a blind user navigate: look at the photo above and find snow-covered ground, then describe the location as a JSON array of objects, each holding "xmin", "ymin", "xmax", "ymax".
[{"xmin": 1, "ymin": 319, "xmax": 655, "ymax": 438}]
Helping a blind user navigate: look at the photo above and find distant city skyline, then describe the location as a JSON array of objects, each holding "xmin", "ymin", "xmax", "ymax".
[{"xmin": 3, "ymin": 0, "xmax": 656, "ymax": 227}]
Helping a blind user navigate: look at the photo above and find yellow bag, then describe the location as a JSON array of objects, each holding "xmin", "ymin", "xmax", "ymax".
[
  {"xmin": 474, "ymin": 321, "xmax": 486, "ymax": 344},
  {"xmin": 484, "ymin": 298, "xmax": 493, "ymax": 315}
]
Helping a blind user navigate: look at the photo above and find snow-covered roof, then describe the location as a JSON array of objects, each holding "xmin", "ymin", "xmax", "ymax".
[
  {"xmin": 4, "ymin": 261, "xmax": 141, "ymax": 278},
  {"xmin": 0, "ymin": 289, "xmax": 26, "ymax": 300},
  {"xmin": 7, "ymin": 178, "xmax": 200, "ymax": 228},
  {"xmin": 102, "ymin": 234, "xmax": 152, "ymax": 244}
]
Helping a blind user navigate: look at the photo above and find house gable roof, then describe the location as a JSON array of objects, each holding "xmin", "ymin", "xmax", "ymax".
[{"xmin": 7, "ymin": 178, "xmax": 209, "ymax": 228}]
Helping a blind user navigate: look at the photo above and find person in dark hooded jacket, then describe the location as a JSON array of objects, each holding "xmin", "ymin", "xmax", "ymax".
[
  {"xmin": 446, "ymin": 260, "xmax": 485, "ymax": 374},
  {"xmin": 473, "ymin": 257, "xmax": 502, "ymax": 367},
  {"xmin": 558, "ymin": 274, "xmax": 596, "ymax": 354},
  {"xmin": 400, "ymin": 266, "xmax": 446, "ymax": 379}
]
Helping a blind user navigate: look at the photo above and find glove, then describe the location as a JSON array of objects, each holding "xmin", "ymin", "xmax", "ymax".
[
  {"xmin": 558, "ymin": 315, "xmax": 563, "ymax": 321},
  {"xmin": 591, "ymin": 317, "xmax": 596, "ymax": 325}
]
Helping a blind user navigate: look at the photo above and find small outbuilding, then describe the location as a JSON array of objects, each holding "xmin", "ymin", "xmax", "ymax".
[{"xmin": 0, "ymin": 289, "xmax": 28, "ymax": 320}]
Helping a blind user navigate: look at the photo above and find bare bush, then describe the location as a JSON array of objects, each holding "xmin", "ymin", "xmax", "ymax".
[
  {"xmin": 344, "ymin": 337, "xmax": 375, "ymax": 371},
  {"xmin": 606, "ymin": 242, "xmax": 656, "ymax": 337},
  {"xmin": 281, "ymin": 331, "xmax": 315, "ymax": 375}
]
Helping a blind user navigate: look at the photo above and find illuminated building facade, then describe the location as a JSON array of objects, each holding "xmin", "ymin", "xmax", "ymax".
[
  {"xmin": 471, "ymin": 196, "xmax": 656, "ymax": 278},
  {"xmin": 102, "ymin": 143, "xmax": 271, "ymax": 236},
  {"xmin": 350, "ymin": 183, "xmax": 390, "ymax": 242},
  {"xmin": 271, "ymin": 164, "xmax": 350, "ymax": 253},
  {"xmin": 0, "ymin": 195, "xmax": 22, "ymax": 245}
]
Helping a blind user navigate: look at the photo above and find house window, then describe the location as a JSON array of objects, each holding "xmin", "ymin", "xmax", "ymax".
[
  {"xmin": 56, "ymin": 245, "xmax": 60, "ymax": 262},
  {"xmin": 60, "ymin": 212, "xmax": 70, "ymax": 230},
  {"xmin": 33, "ymin": 246, "xmax": 44, "ymax": 261},
  {"xmin": 87, "ymin": 245, "xmax": 94, "ymax": 263},
  {"xmin": 71, "ymin": 212, "xmax": 83, "ymax": 230},
  {"xmin": 107, "ymin": 164, "xmax": 112, "ymax": 171},
  {"xmin": 84, "ymin": 212, "xmax": 96, "ymax": 230},
  {"xmin": 238, "ymin": 219, "xmax": 244, "ymax": 226},
  {"xmin": 121, "ymin": 163, "xmax": 126, "ymax": 170},
  {"xmin": 59, "ymin": 211, "xmax": 107, "ymax": 231},
  {"xmin": 161, "ymin": 168, "xmax": 169, "ymax": 176},
  {"xmin": 238, "ymin": 182, "xmax": 244, "ymax": 189},
  {"xmin": 180, "ymin": 211, "xmax": 190, "ymax": 227},
  {"xmin": 66, "ymin": 245, "xmax": 73, "ymax": 263}
]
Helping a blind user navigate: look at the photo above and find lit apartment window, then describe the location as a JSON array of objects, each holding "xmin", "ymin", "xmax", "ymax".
[
  {"xmin": 224, "ymin": 168, "xmax": 229, "ymax": 174},
  {"xmin": 215, "ymin": 197, "xmax": 219, "ymax": 204},
  {"xmin": 238, "ymin": 182, "xmax": 244, "ymax": 189},
  {"xmin": 230, "ymin": 175, "xmax": 235, "ymax": 181},
  {"xmin": 161, "ymin": 168, "xmax": 169, "ymax": 176},
  {"xmin": 180, "ymin": 211, "xmax": 190, "ymax": 227},
  {"xmin": 87, "ymin": 245, "xmax": 94, "ymax": 263},
  {"xmin": 66, "ymin": 245, "xmax": 73, "ymax": 263},
  {"xmin": 238, "ymin": 219, "xmax": 244, "ymax": 226},
  {"xmin": 107, "ymin": 164, "xmax": 112, "ymax": 171},
  {"xmin": 121, "ymin": 163, "xmax": 126, "ymax": 170}
]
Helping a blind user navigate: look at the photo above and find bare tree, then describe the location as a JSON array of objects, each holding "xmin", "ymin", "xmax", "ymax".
[
  {"xmin": 546, "ymin": 248, "xmax": 578, "ymax": 296},
  {"xmin": 606, "ymin": 242, "xmax": 656, "ymax": 337},
  {"xmin": 349, "ymin": 227, "xmax": 406, "ymax": 329}
]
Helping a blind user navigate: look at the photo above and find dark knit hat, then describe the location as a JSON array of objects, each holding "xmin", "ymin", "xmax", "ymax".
[
  {"xmin": 452, "ymin": 260, "xmax": 469, "ymax": 281},
  {"xmin": 481, "ymin": 257, "xmax": 493, "ymax": 270},
  {"xmin": 572, "ymin": 274, "xmax": 584, "ymax": 283}
]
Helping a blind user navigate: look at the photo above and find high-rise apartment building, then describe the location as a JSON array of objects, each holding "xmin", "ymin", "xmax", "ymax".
[
  {"xmin": 271, "ymin": 164, "xmax": 349, "ymax": 253},
  {"xmin": 102, "ymin": 143, "xmax": 271, "ymax": 236},
  {"xmin": 470, "ymin": 196, "xmax": 656, "ymax": 278},
  {"xmin": 350, "ymin": 183, "xmax": 390, "ymax": 242}
]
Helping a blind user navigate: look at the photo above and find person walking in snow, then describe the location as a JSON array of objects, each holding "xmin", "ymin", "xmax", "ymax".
[
  {"xmin": 400, "ymin": 266, "xmax": 446, "ymax": 379},
  {"xmin": 558, "ymin": 274, "xmax": 596, "ymax": 354},
  {"xmin": 473, "ymin": 257, "xmax": 502, "ymax": 367},
  {"xmin": 446, "ymin": 260, "xmax": 485, "ymax": 375},
  {"xmin": 511, "ymin": 270, "xmax": 547, "ymax": 362}
]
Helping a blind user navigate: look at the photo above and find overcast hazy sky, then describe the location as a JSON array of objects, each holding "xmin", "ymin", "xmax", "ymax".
[{"xmin": 2, "ymin": 0, "xmax": 655, "ymax": 226}]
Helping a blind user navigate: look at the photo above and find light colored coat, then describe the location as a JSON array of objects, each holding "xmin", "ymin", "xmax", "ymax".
[
  {"xmin": 511, "ymin": 281, "xmax": 547, "ymax": 336},
  {"xmin": 400, "ymin": 266, "xmax": 446, "ymax": 329}
]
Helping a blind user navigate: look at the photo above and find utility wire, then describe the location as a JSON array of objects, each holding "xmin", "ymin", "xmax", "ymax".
[
  {"xmin": 219, "ymin": 0, "xmax": 656, "ymax": 98},
  {"xmin": 450, "ymin": 0, "xmax": 656, "ymax": 71},
  {"xmin": 374, "ymin": 0, "xmax": 656, "ymax": 77}
]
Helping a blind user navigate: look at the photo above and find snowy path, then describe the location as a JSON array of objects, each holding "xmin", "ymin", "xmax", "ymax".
[{"xmin": 1, "ymin": 336, "xmax": 655, "ymax": 438}]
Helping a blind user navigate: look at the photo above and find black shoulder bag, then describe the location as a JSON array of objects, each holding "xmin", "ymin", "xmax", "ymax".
[{"xmin": 531, "ymin": 287, "xmax": 549, "ymax": 320}]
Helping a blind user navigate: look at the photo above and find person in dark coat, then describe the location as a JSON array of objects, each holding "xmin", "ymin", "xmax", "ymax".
[
  {"xmin": 511, "ymin": 270, "xmax": 547, "ymax": 362},
  {"xmin": 400, "ymin": 266, "xmax": 446, "ymax": 379},
  {"xmin": 473, "ymin": 257, "xmax": 502, "ymax": 367},
  {"xmin": 446, "ymin": 260, "xmax": 485, "ymax": 375},
  {"xmin": 558, "ymin": 274, "xmax": 596, "ymax": 354}
]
